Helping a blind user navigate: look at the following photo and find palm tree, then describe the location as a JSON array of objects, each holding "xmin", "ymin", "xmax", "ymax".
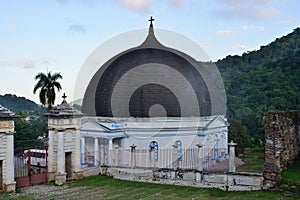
[{"xmin": 33, "ymin": 71, "xmax": 63, "ymax": 111}]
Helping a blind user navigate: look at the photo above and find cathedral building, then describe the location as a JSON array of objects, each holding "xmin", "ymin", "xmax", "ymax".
[{"xmin": 78, "ymin": 17, "xmax": 229, "ymax": 168}]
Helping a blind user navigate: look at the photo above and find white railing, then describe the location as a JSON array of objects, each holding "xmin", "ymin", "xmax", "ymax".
[{"xmin": 81, "ymin": 148, "xmax": 229, "ymax": 172}]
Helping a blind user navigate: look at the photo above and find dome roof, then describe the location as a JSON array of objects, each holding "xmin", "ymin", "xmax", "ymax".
[{"xmin": 83, "ymin": 18, "xmax": 224, "ymax": 118}]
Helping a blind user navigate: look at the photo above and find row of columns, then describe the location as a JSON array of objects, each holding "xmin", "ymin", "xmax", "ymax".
[{"xmin": 80, "ymin": 137, "xmax": 115, "ymax": 167}]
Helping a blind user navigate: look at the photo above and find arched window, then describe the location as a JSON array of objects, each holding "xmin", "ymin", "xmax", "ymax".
[
  {"xmin": 149, "ymin": 141, "xmax": 158, "ymax": 161},
  {"xmin": 175, "ymin": 141, "xmax": 182, "ymax": 161}
]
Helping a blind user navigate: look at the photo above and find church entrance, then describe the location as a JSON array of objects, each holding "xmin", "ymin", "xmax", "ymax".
[
  {"xmin": 0, "ymin": 160, "xmax": 3, "ymax": 191},
  {"xmin": 65, "ymin": 152, "xmax": 72, "ymax": 179}
]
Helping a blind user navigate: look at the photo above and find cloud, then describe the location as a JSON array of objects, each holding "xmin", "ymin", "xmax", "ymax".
[
  {"xmin": 167, "ymin": 0, "xmax": 187, "ymax": 6},
  {"xmin": 119, "ymin": 0, "xmax": 151, "ymax": 11},
  {"xmin": 66, "ymin": 24, "xmax": 86, "ymax": 33},
  {"xmin": 0, "ymin": 57, "xmax": 56, "ymax": 69},
  {"xmin": 39, "ymin": 56, "xmax": 56, "ymax": 65},
  {"xmin": 0, "ymin": 59, "xmax": 36, "ymax": 68},
  {"xmin": 241, "ymin": 25, "xmax": 265, "ymax": 31},
  {"xmin": 117, "ymin": 0, "xmax": 188, "ymax": 12},
  {"xmin": 217, "ymin": 0, "xmax": 282, "ymax": 20},
  {"xmin": 5, "ymin": 24, "xmax": 19, "ymax": 30},
  {"xmin": 230, "ymin": 44, "xmax": 250, "ymax": 51},
  {"xmin": 56, "ymin": 0, "xmax": 90, "ymax": 4},
  {"xmin": 256, "ymin": 7, "xmax": 281, "ymax": 19},
  {"xmin": 216, "ymin": 30, "xmax": 234, "ymax": 37}
]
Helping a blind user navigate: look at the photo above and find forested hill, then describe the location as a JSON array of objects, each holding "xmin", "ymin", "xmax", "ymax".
[
  {"xmin": 0, "ymin": 94, "xmax": 45, "ymax": 114},
  {"xmin": 216, "ymin": 27, "xmax": 300, "ymax": 147}
]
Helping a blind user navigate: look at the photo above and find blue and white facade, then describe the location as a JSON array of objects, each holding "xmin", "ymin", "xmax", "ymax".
[{"xmin": 80, "ymin": 115, "xmax": 229, "ymax": 168}]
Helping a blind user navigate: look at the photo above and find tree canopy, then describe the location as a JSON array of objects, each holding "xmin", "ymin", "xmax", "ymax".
[
  {"xmin": 33, "ymin": 71, "xmax": 63, "ymax": 110},
  {"xmin": 217, "ymin": 27, "xmax": 300, "ymax": 147}
]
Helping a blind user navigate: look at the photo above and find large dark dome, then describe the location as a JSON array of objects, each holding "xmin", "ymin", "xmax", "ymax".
[{"xmin": 82, "ymin": 24, "xmax": 224, "ymax": 117}]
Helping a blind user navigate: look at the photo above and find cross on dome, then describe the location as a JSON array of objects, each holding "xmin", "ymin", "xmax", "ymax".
[{"xmin": 149, "ymin": 16, "xmax": 154, "ymax": 27}]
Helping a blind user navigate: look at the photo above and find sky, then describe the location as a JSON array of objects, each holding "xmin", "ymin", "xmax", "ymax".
[{"xmin": 0, "ymin": 0, "xmax": 299, "ymax": 105}]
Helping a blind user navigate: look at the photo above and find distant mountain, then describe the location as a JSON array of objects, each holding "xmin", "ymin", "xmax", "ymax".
[
  {"xmin": 217, "ymin": 27, "xmax": 300, "ymax": 147},
  {"xmin": 0, "ymin": 94, "xmax": 45, "ymax": 114},
  {"xmin": 70, "ymin": 98, "xmax": 82, "ymax": 111},
  {"xmin": 70, "ymin": 98, "xmax": 82, "ymax": 106}
]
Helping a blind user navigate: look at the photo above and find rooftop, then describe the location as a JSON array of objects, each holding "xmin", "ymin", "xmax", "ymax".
[{"xmin": 0, "ymin": 104, "xmax": 17, "ymax": 119}]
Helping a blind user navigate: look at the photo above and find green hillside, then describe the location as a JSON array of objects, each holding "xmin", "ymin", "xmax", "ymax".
[
  {"xmin": 0, "ymin": 94, "xmax": 47, "ymax": 144},
  {"xmin": 0, "ymin": 94, "xmax": 45, "ymax": 114},
  {"xmin": 217, "ymin": 27, "xmax": 300, "ymax": 147}
]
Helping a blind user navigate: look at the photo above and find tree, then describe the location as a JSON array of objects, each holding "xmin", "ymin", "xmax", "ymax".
[{"xmin": 33, "ymin": 71, "xmax": 62, "ymax": 110}]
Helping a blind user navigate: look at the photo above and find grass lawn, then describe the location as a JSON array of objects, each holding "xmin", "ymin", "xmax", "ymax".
[
  {"xmin": 280, "ymin": 159, "xmax": 300, "ymax": 195},
  {"xmin": 1, "ymin": 148, "xmax": 299, "ymax": 199},
  {"xmin": 1, "ymin": 174, "xmax": 298, "ymax": 199},
  {"xmin": 237, "ymin": 147, "xmax": 264, "ymax": 173},
  {"xmin": 66, "ymin": 175, "xmax": 298, "ymax": 200}
]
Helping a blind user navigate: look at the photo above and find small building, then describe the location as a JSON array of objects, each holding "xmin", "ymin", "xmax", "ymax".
[
  {"xmin": 0, "ymin": 105, "xmax": 17, "ymax": 192},
  {"xmin": 80, "ymin": 115, "xmax": 229, "ymax": 168}
]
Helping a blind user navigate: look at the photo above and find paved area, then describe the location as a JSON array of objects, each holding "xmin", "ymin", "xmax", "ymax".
[
  {"xmin": 20, "ymin": 185, "xmax": 108, "ymax": 200},
  {"xmin": 15, "ymin": 184, "xmax": 168, "ymax": 200}
]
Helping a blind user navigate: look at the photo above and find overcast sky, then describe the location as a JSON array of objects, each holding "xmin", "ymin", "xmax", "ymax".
[{"xmin": 1, "ymin": 0, "xmax": 299, "ymax": 105}]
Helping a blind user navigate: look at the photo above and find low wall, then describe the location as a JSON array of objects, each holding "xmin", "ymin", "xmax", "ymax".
[
  {"xmin": 263, "ymin": 110, "xmax": 300, "ymax": 189},
  {"xmin": 98, "ymin": 167, "xmax": 263, "ymax": 191}
]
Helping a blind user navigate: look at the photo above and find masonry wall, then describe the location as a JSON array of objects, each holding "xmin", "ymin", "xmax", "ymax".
[
  {"xmin": 97, "ymin": 167, "xmax": 263, "ymax": 191},
  {"xmin": 263, "ymin": 110, "xmax": 300, "ymax": 189}
]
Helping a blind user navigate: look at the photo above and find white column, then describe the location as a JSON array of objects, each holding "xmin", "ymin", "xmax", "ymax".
[
  {"xmin": 108, "ymin": 139, "xmax": 113, "ymax": 165},
  {"xmin": 228, "ymin": 140, "xmax": 237, "ymax": 172},
  {"xmin": 150, "ymin": 147, "xmax": 156, "ymax": 168},
  {"xmin": 172, "ymin": 144, "xmax": 179, "ymax": 169},
  {"xmin": 130, "ymin": 144, "xmax": 137, "ymax": 168},
  {"xmin": 57, "ymin": 131, "xmax": 65, "ymax": 175},
  {"xmin": 48, "ymin": 131, "xmax": 54, "ymax": 174},
  {"xmin": 100, "ymin": 143, "xmax": 105, "ymax": 166},
  {"xmin": 74, "ymin": 130, "xmax": 81, "ymax": 172},
  {"xmin": 197, "ymin": 144, "xmax": 204, "ymax": 171},
  {"xmin": 108, "ymin": 139, "xmax": 113, "ymax": 150},
  {"xmin": 115, "ymin": 146, "xmax": 119, "ymax": 166},
  {"xmin": 94, "ymin": 138, "xmax": 99, "ymax": 167},
  {"xmin": 80, "ymin": 137, "xmax": 86, "ymax": 165},
  {"xmin": 5, "ymin": 133, "xmax": 15, "ymax": 187}
]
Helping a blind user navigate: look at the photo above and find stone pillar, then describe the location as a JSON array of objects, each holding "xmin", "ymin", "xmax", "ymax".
[
  {"xmin": 115, "ymin": 144, "xmax": 120, "ymax": 166},
  {"xmin": 197, "ymin": 144, "xmax": 204, "ymax": 171},
  {"xmin": 56, "ymin": 131, "xmax": 66, "ymax": 185},
  {"xmin": 0, "ymin": 105, "xmax": 17, "ymax": 192},
  {"xmin": 80, "ymin": 137, "xmax": 86, "ymax": 166},
  {"xmin": 100, "ymin": 143, "xmax": 105, "ymax": 166},
  {"xmin": 4, "ymin": 133, "xmax": 16, "ymax": 192},
  {"xmin": 130, "ymin": 144, "xmax": 137, "ymax": 168},
  {"xmin": 80, "ymin": 137, "xmax": 87, "ymax": 167},
  {"xmin": 94, "ymin": 138, "xmax": 99, "ymax": 167},
  {"xmin": 108, "ymin": 139, "xmax": 113, "ymax": 165},
  {"xmin": 47, "ymin": 130, "xmax": 55, "ymax": 181},
  {"xmin": 228, "ymin": 140, "xmax": 237, "ymax": 173},
  {"xmin": 172, "ymin": 144, "xmax": 179, "ymax": 169},
  {"xmin": 108, "ymin": 139, "xmax": 113, "ymax": 150},
  {"xmin": 73, "ymin": 128, "xmax": 82, "ymax": 179}
]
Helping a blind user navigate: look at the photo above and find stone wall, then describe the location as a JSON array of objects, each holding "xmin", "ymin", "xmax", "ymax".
[
  {"xmin": 98, "ymin": 167, "xmax": 263, "ymax": 191},
  {"xmin": 263, "ymin": 110, "xmax": 300, "ymax": 189}
]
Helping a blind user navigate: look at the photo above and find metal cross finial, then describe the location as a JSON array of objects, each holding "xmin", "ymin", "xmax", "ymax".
[
  {"xmin": 62, "ymin": 93, "xmax": 67, "ymax": 100},
  {"xmin": 149, "ymin": 16, "xmax": 154, "ymax": 27}
]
